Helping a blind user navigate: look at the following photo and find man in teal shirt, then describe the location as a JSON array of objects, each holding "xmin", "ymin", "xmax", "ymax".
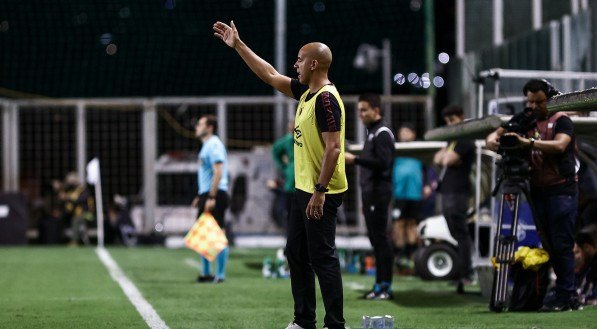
[
  {"xmin": 392, "ymin": 123, "xmax": 424, "ymax": 266},
  {"xmin": 272, "ymin": 120, "xmax": 295, "ymax": 232}
]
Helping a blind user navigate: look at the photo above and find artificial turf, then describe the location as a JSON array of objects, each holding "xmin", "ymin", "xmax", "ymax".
[{"xmin": 0, "ymin": 247, "xmax": 595, "ymax": 329}]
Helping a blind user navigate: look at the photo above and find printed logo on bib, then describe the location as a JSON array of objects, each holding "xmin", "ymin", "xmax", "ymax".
[{"xmin": 294, "ymin": 126, "xmax": 303, "ymax": 147}]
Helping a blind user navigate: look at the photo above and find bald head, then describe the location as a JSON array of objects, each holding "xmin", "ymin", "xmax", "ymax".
[{"xmin": 301, "ymin": 42, "xmax": 332, "ymax": 70}]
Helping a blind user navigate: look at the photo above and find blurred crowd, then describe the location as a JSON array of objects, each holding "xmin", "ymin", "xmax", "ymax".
[{"xmin": 34, "ymin": 172, "xmax": 135, "ymax": 246}]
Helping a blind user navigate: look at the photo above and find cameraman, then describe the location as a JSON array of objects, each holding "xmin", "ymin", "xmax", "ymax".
[{"xmin": 485, "ymin": 79, "xmax": 580, "ymax": 312}]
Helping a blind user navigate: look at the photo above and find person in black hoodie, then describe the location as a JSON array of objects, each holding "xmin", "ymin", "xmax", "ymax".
[
  {"xmin": 345, "ymin": 93, "xmax": 395, "ymax": 300},
  {"xmin": 434, "ymin": 105, "xmax": 475, "ymax": 293}
]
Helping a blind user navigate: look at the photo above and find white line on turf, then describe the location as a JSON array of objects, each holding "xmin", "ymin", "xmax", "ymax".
[
  {"xmin": 344, "ymin": 281, "xmax": 366, "ymax": 291},
  {"xmin": 184, "ymin": 258, "xmax": 201, "ymax": 270},
  {"xmin": 96, "ymin": 248, "xmax": 169, "ymax": 329}
]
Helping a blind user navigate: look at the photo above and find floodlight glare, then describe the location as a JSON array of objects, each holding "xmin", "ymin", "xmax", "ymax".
[{"xmin": 438, "ymin": 52, "xmax": 450, "ymax": 64}]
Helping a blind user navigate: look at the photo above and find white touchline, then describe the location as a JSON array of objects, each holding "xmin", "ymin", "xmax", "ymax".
[
  {"xmin": 344, "ymin": 281, "xmax": 366, "ymax": 291},
  {"xmin": 96, "ymin": 248, "xmax": 169, "ymax": 329},
  {"xmin": 184, "ymin": 258, "xmax": 202, "ymax": 270}
]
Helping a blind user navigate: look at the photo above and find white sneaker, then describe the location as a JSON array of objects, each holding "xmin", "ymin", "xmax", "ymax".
[{"xmin": 285, "ymin": 322, "xmax": 305, "ymax": 329}]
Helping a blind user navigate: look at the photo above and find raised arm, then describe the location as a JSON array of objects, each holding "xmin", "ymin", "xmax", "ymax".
[{"xmin": 213, "ymin": 20, "xmax": 293, "ymax": 98}]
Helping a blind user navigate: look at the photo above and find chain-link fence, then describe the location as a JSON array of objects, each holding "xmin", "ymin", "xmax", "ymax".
[{"xmin": 2, "ymin": 95, "xmax": 432, "ymax": 237}]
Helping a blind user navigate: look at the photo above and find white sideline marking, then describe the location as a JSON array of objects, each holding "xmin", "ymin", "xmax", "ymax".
[
  {"xmin": 184, "ymin": 258, "xmax": 202, "ymax": 270},
  {"xmin": 344, "ymin": 281, "xmax": 366, "ymax": 291},
  {"xmin": 96, "ymin": 248, "xmax": 169, "ymax": 329}
]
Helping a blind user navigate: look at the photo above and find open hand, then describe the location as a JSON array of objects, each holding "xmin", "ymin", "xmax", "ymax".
[
  {"xmin": 213, "ymin": 21, "xmax": 239, "ymax": 48},
  {"xmin": 306, "ymin": 192, "xmax": 325, "ymax": 220}
]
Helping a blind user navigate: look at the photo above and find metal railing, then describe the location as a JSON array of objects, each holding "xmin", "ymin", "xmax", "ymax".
[{"xmin": 1, "ymin": 94, "xmax": 432, "ymax": 235}]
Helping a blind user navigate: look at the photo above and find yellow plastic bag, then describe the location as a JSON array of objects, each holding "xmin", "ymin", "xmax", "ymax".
[
  {"xmin": 520, "ymin": 248, "xmax": 549, "ymax": 271},
  {"xmin": 184, "ymin": 212, "xmax": 228, "ymax": 262},
  {"xmin": 491, "ymin": 247, "xmax": 549, "ymax": 271}
]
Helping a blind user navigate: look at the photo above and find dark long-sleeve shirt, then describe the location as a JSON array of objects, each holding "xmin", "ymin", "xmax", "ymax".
[{"xmin": 355, "ymin": 119, "xmax": 395, "ymax": 192}]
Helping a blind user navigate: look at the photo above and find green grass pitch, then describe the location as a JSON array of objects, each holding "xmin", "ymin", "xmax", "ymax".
[{"xmin": 0, "ymin": 247, "xmax": 594, "ymax": 329}]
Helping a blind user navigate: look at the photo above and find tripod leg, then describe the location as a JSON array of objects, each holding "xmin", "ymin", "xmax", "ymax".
[
  {"xmin": 490, "ymin": 193, "xmax": 508, "ymax": 312},
  {"xmin": 490, "ymin": 192, "xmax": 522, "ymax": 312},
  {"xmin": 501, "ymin": 193, "xmax": 520, "ymax": 305}
]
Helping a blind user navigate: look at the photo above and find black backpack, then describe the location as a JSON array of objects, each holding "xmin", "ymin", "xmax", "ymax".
[{"xmin": 509, "ymin": 263, "xmax": 550, "ymax": 311}]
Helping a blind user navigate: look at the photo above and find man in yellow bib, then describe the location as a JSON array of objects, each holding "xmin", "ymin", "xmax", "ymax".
[{"xmin": 214, "ymin": 20, "xmax": 347, "ymax": 329}]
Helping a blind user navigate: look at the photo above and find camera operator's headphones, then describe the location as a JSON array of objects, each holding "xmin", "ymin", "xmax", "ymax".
[{"xmin": 522, "ymin": 79, "xmax": 560, "ymax": 99}]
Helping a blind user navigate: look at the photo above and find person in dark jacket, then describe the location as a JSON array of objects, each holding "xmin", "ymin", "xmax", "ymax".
[
  {"xmin": 433, "ymin": 105, "xmax": 474, "ymax": 294},
  {"xmin": 345, "ymin": 93, "xmax": 395, "ymax": 300}
]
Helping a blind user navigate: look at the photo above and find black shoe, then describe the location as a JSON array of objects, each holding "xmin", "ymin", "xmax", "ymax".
[
  {"xmin": 213, "ymin": 277, "xmax": 225, "ymax": 284},
  {"xmin": 539, "ymin": 299, "xmax": 570, "ymax": 312},
  {"xmin": 456, "ymin": 276, "xmax": 475, "ymax": 294},
  {"xmin": 568, "ymin": 296, "xmax": 582, "ymax": 311},
  {"xmin": 539, "ymin": 292, "xmax": 583, "ymax": 312},
  {"xmin": 196, "ymin": 275, "xmax": 215, "ymax": 283},
  {"xmin": 539, "ymin": 298, "xmax": 581, "ymax": 312},
  {"xmin": 456, "ymin": 281, "xmax": 465, "ymax": 294}
]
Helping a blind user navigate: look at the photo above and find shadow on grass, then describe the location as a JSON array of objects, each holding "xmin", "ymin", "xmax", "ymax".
[
  {"xmin": 390, "ymin": 289, "xmax": 486, "ymax": 308},
  {"xmin": 243, "ymin": 261, "xmax": 263, "ymax": 271}
]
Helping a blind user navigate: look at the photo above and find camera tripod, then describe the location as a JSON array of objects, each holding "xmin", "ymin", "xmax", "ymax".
[{"xmin": 488, "ymin": 174, "xmax": 531, "ymax": 312}]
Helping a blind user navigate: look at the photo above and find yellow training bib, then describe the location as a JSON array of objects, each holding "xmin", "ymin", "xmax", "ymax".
[{"xmin": 293, "ymin": 85, "xmax": 347, "ymax": 194}]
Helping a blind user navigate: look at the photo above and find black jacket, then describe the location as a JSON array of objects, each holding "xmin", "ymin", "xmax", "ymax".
[{"xmin": 355, "ymin": 120, "xmax": 395, "ymax": 192}]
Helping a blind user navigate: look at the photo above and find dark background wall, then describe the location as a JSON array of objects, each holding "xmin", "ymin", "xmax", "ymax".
[{"xmin": 0, "ymin": 0, "xmax": 427, "ymax": 98}]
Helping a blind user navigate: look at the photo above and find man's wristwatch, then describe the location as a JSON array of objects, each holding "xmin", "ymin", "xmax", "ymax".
[{"xmin": 314, "ymin": 183, "xmax": 329, "ymax": 193}]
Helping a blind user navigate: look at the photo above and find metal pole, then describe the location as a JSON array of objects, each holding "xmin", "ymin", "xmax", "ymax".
[
  {"xmin": 9, "ymin": 103, "xmax": 19, "ymax": 191},
  {"xmin": 477, "ymin": 82, "xmax": 485, "ymax": 118},
  {"xmin": 355, "ymin": 102, "xmax": 365, "ymax": 233},
  {"xmin": 424, "ymin": 0, "xmax": 436, "ymax": 101},
  {"xmin": 425, "ymin": 96, "xmax": 434, "ymax": 131},
  {"xmin": 76, "ymin": 102, "xmax": 87, "ymax": 185},
  {"xmin": 562, "ymin": 15, "xmax": 573, "ymax": 92},
  {"xmin": 532, "ymin": 0, "xmax": 542, "ymax": 30},
  {"xmin": 274, "ymin": 0, "xmax": 286, "ymax": 78},
  {"xmin": 550, "ymin": 21, "xmax": 561, "ymax": 71},
  {"xmin": 494, "ymin": 79, "xmax": 500, "ymax": 112},
  {"xmin": 286, "ymin": 99, "xmax": 296, "ymax": 121},
  {"xmin": 474, "ymin": 142, "xmax": 482, "ymax": 264},
  {"xmin": 274, "ymin": 0, "xmax": 287, "ymax": 139},
  {"xmin": 571, "ymin": 0, "xmax": 580, "ymax": 14},
  {"xmin": 493, "ymin": 0, "xmax": 504, "ymax": 46},
  {"xmin": 2, "ymin": 101, "xmax": 11, "ymax": 191},
  {"xmin": 95, "ymin": 162, "xmax": 105, "ymax": 248},
  {"xmin": 456, "ymin": 0, "xmax": 465, "ymax": 57},
  {"xmin": 142, "ymin": 102, "xmax": 157, "ymax": 233},
  {"xmin": 217, "ymin": 100, "xmax": 227, "ymax": 146},
  {"xmin": 382, "ymin": 39, "xmax": 392, "ymax": 124},
  {"xmin": 562, "ymin": 16, "xmax": 572, "ymax": 70}
]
